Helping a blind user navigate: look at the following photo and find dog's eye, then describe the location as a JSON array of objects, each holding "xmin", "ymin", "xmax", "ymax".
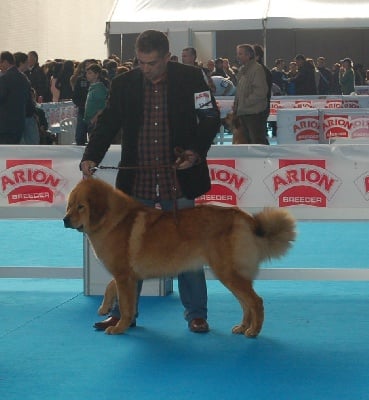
[{"xmin": 77, "ymin": 204, "xmax": 84, "ymax": 211}]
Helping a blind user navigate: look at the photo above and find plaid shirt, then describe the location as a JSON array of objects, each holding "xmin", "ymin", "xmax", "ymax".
[{"xmin": 133, "ymin": 78, "xmax": 182, "ymax": 200}]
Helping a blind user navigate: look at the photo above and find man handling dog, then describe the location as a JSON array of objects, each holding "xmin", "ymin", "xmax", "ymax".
[{"xmin": 80, "ymin": 30, "xmax": 221, "ymax": 333}]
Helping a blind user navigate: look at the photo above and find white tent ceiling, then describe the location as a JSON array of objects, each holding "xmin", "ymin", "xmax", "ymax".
[{"xmin": 108, "ymin": 0, "xmax": 369, "ymax": 33}]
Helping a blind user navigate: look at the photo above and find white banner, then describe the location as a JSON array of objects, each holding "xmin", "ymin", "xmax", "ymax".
[{"xmin": 0, "ymin": 144, "xmax": 369, "ymax": 220}]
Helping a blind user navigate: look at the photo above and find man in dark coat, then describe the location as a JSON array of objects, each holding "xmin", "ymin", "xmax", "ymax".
[
  {"xmin": 80, "ymin": 30, "xmax": 220, "ymax": 333},
  {"xmin": 292, "ymin": 54, "xmax": 317, "ymax": 95},
  {"xmin": 25, "ymin": 51, "xmax": 51, "ymax": 102},
  {"xmin": 0, "ymin": 51, "xmax": 34, "ymax": 144}
]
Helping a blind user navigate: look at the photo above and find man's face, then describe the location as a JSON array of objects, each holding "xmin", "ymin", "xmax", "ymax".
[
  {"xmin": 317, "ymin": 58, "xmax": 325, "ymax": 68},
  {"xmin": 0, "ymin": 59, "xmax": 10, "ymax": 72},
  {"xmin": 28, "ymin": 53, "xmax": 36, "ymax": 68},
  {"xmin": 181, "ymin": 50, "xmax": 195, "ymax": 65},
  {"xmin": 136, "ymin": 50, "xmax": 170, "ymax": 83},
  {"xmin": 207, "ymin": 60, "xmax": 215, "ymax": 71},
  {"xmin": 237, "ymin": 47, "xmax": 250, "ymax": 66}
]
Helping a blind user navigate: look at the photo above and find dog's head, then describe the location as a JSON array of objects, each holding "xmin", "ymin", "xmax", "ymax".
[{"xmin": 63, "ymin": 178, "xmax": 111, "ymax": 233}]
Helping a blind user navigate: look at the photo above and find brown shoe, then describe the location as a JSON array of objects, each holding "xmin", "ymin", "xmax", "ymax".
[
  {"xmin": 94, "ymin": 316, "xmax": 120, "ymax": 331},
  {"xmin": 189, "ymin": 318, "xmax": 209, "ymax": 333},
  {"xmin": 94, "ymin": 316, "xmax": 137, "ymax": 330}
]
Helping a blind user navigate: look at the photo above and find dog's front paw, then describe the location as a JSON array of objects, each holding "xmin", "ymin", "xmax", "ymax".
[
  {"xmin": 104, "ymin": 319, "xmax": 130, "ymax": 335},
  {"xmin": 232, "ymin": 323, "xmax": 260, "ymax": 338}
]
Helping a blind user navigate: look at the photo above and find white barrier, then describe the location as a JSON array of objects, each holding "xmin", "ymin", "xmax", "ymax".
[
  {"xmin": 40, "ymin": 101, "xmax": 77, "ymax": 127},
  {"xmin": 1, "ymin": 145, "xmax": 369, "ymax": 290},
  {"xmin": 276, "ymin": 108, "xmax": 369, "ymax": 144},
  {"xmin": 216, "ymin": 95, "xmax": 369, "ymax": 126},
  {"xmin": 277, "ymin": 109, "xmax": 320, "ymax": 144}
]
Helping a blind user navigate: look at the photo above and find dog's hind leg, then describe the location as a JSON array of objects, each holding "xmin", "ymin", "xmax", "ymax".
[
  {"xmin": 217, "ymin": 271, "xmax": 264, "ymax": 338},
  {"xmin": 98, "ymin": 279, "xmax": 117, "ymax": 315},
  {"xmin": 105, "ymin": 275, "xmax": 137, "ymax": 335}
]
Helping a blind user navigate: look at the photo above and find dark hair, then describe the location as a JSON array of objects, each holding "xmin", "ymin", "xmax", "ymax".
[
  {"xmin": 86, "ymin": 63, "xmax": 102, "ymax": 75},
  {"xmin": 86, "ymin": 63, "xmax": 110, "ymax": 87},
  {"xmin": 253, "ymin": 44, "xmax": 264, "ymax": 59},
  {"xmin": 14, "ymin": 52, "xmax": 28, "ymax": 68},
  {"xmin": 28, "ymin": 51, "xmax": 38, "ymax": 62},
  {"xmin": 135, "ymin": 30, "xmax": 169, "ymax": 58},
  {"xmin": 183, "ymin": 47, "xmax": 197, "ymax": 59},
  {"xmin": 295, "ymin": 54, "xmax": 306, "ymax": 61},
  {"xmin": 0, "ymin": 51, "xmax": 15, "ymax": 65}
]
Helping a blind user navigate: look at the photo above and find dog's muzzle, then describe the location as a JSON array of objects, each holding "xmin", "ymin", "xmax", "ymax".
[
  {"xmin": 63, "ymin": 216, "xmax": 83, "ymax": 232},
  {"xmin": 63, "ymin": 216, "xmax": 72, "ymax": 228}
]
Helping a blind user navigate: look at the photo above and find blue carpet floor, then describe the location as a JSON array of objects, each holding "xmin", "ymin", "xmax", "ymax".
[{"xmin": 1, "ymin": 221, "xmax": 369, "ymax": 399}]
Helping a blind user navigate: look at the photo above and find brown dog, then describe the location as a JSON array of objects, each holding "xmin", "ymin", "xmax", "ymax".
[
  {"xmin": 223, "ymin": 112, "xmax": 247, "ymax": 144},
  {"xmin": 64, "ymin": 178, "xmax": 296, "ymax": 336}
]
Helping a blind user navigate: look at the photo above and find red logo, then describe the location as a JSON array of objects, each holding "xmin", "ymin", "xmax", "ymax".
[
  {"xmin": 295, "ymin": 100, "xmax": 313, "ymax": 108},
  {"xmin": 264, "ymin": 160, "xmax": 341, "ymax": 207},
  {"xmin": 0, "ymin": 160, "xmax": 66, "ymax": 204},
  {"xmin": 196, "ymin": 160, "xmax": 250, "ymax": 206},
  {"xmin": 325, "ymin": 100, "xmax": 343, "ymax": 108},
  {"xmin": 322, "ymin": 114, "xmax": 350, "ymax": 139},
  {"xmin": 293, "ymin": 115, "xmax": 320, "ymax": 141},
  {"xmin": 270, "ymin": 100, "xmax": 281, "ymax": 116}
]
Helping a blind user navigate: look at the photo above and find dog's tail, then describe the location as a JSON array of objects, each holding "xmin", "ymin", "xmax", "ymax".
[{"xmin": 253, "ymin": 208, "xmax": 296, "ymax": 261}]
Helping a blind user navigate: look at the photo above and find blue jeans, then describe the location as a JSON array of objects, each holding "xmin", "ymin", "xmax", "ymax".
[{"xmin": 110, "ymin": 197, "xmax": 208, "ymax": 324}]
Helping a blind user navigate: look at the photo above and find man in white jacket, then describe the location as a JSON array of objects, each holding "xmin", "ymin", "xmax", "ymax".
[{"xmin": 234, "ymin": 44, "xmax": 269, "ymax": 144}]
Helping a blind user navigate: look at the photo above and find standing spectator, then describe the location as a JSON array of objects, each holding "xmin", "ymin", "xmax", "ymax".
[
  {"xmin": 71, "ymin": 59, "xmax": 95, "ymax": 145},
  {"xmin": 80, "ymin": 30, "xmax": 220, "ymax": 334},
  {"xmin": 353, "ymin": 63, "xmax": 364, "ymax": 86},
  {"xmin": 330, "ymin": 62, "xmax": 342, "ymax": 94},
  {"xmin": 181, "ymin": 47, "xmax": 215, "ymax": 93},
  {"xmin": 25, "ymin": 51, "xmax": 51, "ymax": 102},
  {"xmin": 223, "ymin": 58, "xmax": 237, "ymax": 86},
  {"xmin": 14, "ymin": 52, "xmax": 39, "ymax": 144},
  {"xmin": 271, "ymin": 59, "xmax": 288, "ymax": 94},
  {"xmin": 83, "ymin": 63, "xmax": 109, "ymax": 135},
  {"xmin": 212, "ymin": 58, "xmax": 227, "ymax": 77},
  {"xmin": 339, "ymin": 58, "xmax": 355, "ymax": 95},
  {"xmin": 207, "ymin": 59, "xmax": 215, "ymax": 74},
  {"xmin": 104, "ymin": 59, "xmax": 118, "ymax": 81},
  {"xmin": 254, "ymin": 44, "xmax": 273, "ymax": 137},
  {"xmin": 234, "ymin": 44, "xmax": 269, "ymax": 144},
  {"xmin": 56, "ymin": 60, "xmax": 74, "ymax": 101},
  {"xmin": 291, "ymin": 54, "xmax": 317, "ymax": 95},
  {"xmin": 0, "ymin": 51, "xmax": 33, "ymax": 144},
  {"xmin": 286, "ymin": 61, "xmax": 298, "ymax": 95},
  {"xmin": 316, "ymin": 57, "xmax": 332, "ymax": 95},
  {"xmin": 50, "ymin": 61, "xmax": 63, "ymax": 102}
]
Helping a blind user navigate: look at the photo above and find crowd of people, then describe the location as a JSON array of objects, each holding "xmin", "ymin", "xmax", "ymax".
[{"xmin": 0, "ymin": 45, "xmax": 367, "ymax": 146}]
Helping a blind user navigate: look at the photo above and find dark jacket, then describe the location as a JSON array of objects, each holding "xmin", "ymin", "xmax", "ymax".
[
  {"xmin": 25, "ymin": 63, "xmax": 51, "ymax": 102},
  {"xmin": 82, "ymin": 61, "xmax": 221, "ymax": 199},
  {"xmin": 293, "ymin": 61, "xmax": 317, "ymax": 95},
  {"xmin": 0, "ymin": 66, "xmax": 33, "ymax": 143},
  {"xmin": 72, "ymin": 75, "xmax": 90, "ymax": 113}
]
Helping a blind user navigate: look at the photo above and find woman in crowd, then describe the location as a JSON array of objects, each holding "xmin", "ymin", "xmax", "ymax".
[
  {"xmin": 339, "ymin": 58, "xmax": 355, "ymax": 95},
  {"xmin": 83, "ymin": 63, "xmax": 109, "ymax": 138}
]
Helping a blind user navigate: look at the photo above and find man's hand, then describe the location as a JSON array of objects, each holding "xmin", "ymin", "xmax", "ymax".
[
  {"xmin": 175, "ymin": 148, "xmax": 200, "ymax": 170},
  {"xmin": 80, "ymin": 160, "xmax": 97, "ymax": 178}
]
